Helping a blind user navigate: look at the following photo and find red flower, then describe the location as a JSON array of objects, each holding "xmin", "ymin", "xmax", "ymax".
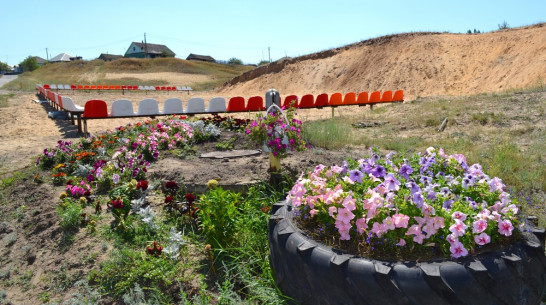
[
  {"xmin": 190, "ymin": 207, "xmax": 199, "ymax": 218},
  {"xmin": 111, "ymin": 198, "xmax": 124, "ymax": 209},
  {"xmin": 185, "ymin": 193, "xmax": 195, "ymax": 205},
  {"xmin": 147, "ymin": 241, "xmax": 162, "ymax": 256},
  {"xmin": 164, "ymin": 195, "xmax": 174, "ymax": 204},
  {"xmin": 84, "ymin": 190, "xmax": 91, "ymax": 197},
  {"xmin": 165, "ymin": 180, "xmax": 178, "ymax": 189},
  {"xmin": 137, "ymin": 180, "xmax": 148, "ymax": 191}
]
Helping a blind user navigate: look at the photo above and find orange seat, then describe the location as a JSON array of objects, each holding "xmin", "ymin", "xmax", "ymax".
[
  {"xmin": 381, "ymin": 90, "xmax": 393, "ymax": 103},
  {"xmin": 369, "ymin": 91, "xmax": 381, "ymax": 103},
  {"xmin": 315, "ymin": 93, "xmax": 328, "ymax": 108},
  {"xmin": 283, "ymin": 95, "xmax": 298, "ymax": 108},
  {"xmin": 114, "ymin": 85, "xmax": 120, "ymax": 90},
  {"xmin": 82, "ymin": 100, "xmax": 109, "ymax": 118},
  {"xmin": 328, "ymin": 92, "xmax": 343, "ymax": 106},
  {"xmin": 84, "ymin": 85, "xmax": 91, "ymax": 90},
  {"xmin": 77, "ymin": 85, "xmax": 84, "ymax": 90},
  {"xmin": 226, "ymin": 96, "xmax": 246, "ymax": 112},
  {"xmin": 356, "ymin": 92, "xmax": 369, "ymax": 104},
  {"xmin": 393, "ymin": 90, "xmax": 404, "ymax": 102},
  {"xmin": 299, "ymin": 94, "xmax": 315, "ymax": 108},
  {"xmin": 97, "ymin": 85, "xmax": 103, "ymax": 90},
  {"xmin": 247, "ymin": 96, "xmax": 265, "ymax": 111},
  {"xmin": 343, "ymin": 92, "xmax": 357, "ymax": 105}
]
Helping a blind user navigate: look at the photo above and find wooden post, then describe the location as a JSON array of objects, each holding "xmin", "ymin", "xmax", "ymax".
[{"xmin": 269, "ymin": 152, "xmax": 281, "ymax": 173}]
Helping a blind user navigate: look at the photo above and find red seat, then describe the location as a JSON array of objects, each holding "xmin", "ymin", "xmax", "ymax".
[
  {"xmin": 381, "ymin": 90, "xmax": 393, "ymax": 103},
  {"xmin": 226, "ymin": 96, "xmax": 246, "ymax": 112},
  {"xmin": 315, "ymin": 93, "xmax": 328, "ymax": 108},
  {"xmin": 343, "ymin": 92, "xmax": 357, "ymax": 105},
  {"xmin": 82, "ymin": 100, "xmax": 108, "ymax": 118},
  {"xmin": 247, "ymin": 96, "xmax": 265, "ymax": 111},
  {"xmin": 299, "ymin": 94, "xmax": 315, "ymax": 108},
  {"xmin": 161, "ymin": 86, "xmax": 167, "ymax": 91},
  {"xmin": 356, "ymin": 92, "xmax": 369, "ymax": 105},
  {"xmin": 393, "ymin": 90, "xmax": 404, "ymax": 102},
  {"xmin": 90, "ymin": 85, "xmax": 97, "ymax": 90},
  {"xmin": 369, "ymin": 91, "xmax": 381, "ymax": 103},
  {"xmin": 132, "ymin": 85, "xmax": 139, "ymax": 90},
  {"xmin": 43, "ymin": 84, "xmax": 50, "ymax": 89},
  {"xmin": 71, "ymin": 85, "xmax": 77, "ymax": 90},
  {"xmin": 121, "ymin": 85, "xmax": 127, "ymax": 90},
  {"xmin": 97, "ymin": 85, "xmax": 103, "ymax": 90},
  {"xmin": 155, "ymin": 86, "xmax": 160, "ymax": 91},
  {"xmin": 328, "ymin": 93, "xmax": 343, "ymax": 106},
  {"xmin": 283, "ymin": 95, "xmax": 298, "ymax": 108}
]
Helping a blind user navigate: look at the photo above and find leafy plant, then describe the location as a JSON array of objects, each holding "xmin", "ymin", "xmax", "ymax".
[
  {"xmin": 215, "ymin": 138, "xmax": 236, "ymax": 150},
  {"xmin": 57, "ymin": 199, "xmax": 84, "ymax": 230},
  {"xmin": 227, "ymin": 57, "xmax": 243, "ymax": 65},
  {"xmin": 198, "ymin": 187, "xmax": 242, "ymax": 248}
]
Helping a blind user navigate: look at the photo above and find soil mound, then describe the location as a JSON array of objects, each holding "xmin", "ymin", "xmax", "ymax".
[{"xmin": 219, "ymin": 24, "xmax": 546, "ymax": 100}]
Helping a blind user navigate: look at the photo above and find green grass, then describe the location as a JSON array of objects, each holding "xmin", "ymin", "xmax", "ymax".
[
  {"xmin": 2, "ymin": 58, "xmax": 253, "ymax": 91},
  {"xmin": 0, "ymin": 94, "xmax": 14, "ymax": 108}
]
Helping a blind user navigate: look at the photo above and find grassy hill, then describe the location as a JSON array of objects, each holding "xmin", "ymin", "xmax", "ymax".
[{"xmin": 3, "ymin": 57, "xmax": 254, "ymax": 91}]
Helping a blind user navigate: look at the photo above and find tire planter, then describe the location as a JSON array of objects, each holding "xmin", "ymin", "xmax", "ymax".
[{"xmin": 269, "ymin": 200, "xmax": 546, "ymax": 305}]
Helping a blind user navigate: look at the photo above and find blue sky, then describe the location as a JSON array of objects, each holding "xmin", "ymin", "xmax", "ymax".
[{"xmin": 2, "ymin": 0, "xmax": 544, "ymax": 66}]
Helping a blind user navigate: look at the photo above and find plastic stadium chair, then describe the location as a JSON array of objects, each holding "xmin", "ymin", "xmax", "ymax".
[
  {"xmin": 342, "ymin": 92, "xmax": 357, "ymax": 105},
  {"xmin": 299, "ymin": 94, "xmax": 315, "ymax": 108},
  {"xmin": 163, "ymin": 98, "xmax": 184, "ymax": 114},
  {"xmin": 246, "ymin": 96, "xmax": 265, "ymax": 111},
  {"xmin": 315, "ymin": 93, "xmax": 329, "ymax": 108},
  {"xmin": 60, "ymin": 96, "xmax": 84, "ymax": 112},
  {"xmin": 356, "ymin": 92, "xmax": 369, "ymax": 105},
  {"xmin": 71, "ymin": 85, "xmax": 77, "ymax": 90},
  {"xmin": 43, "ymin": 84, "xmax": 51, "ymax": 89},
  {"xmin": 328, "ymin": 93, "xmax": 343, "ymax": 106},
  {"xmin": 90, "ymin": 85, "xmax": 97, "ymax": 90},
  {"xmin": 226, "ymin": 96, "xmax": 246, "ymax": 112},
  {"xmin": 207, "ymin": 97, "xmax": 226, "ymax": 113},
  {"xmin": 137, "ymin": 99, "xmax": 160, "ymax": 116},
  {"xmin": 84, "ymin": 85, "xmax": 91, "ymax": 90},
  {"xmin": 110, "ymin": 99, "xmax": 135, "ymax": 117},
  {"xmin": 393, "ymin": 90, "xmax": 404, "ymax": 102},
  {"xmin": 369, "ymin": 91, "xmax": 381, "ymax": 103},
  {"xmin": 283, "ymin": 95, "xmax": 298, "ymax": 108},
  {"xmin": 381, "ymin": 90, "xmax": 393, "ymax": 103},
  {"xmin": 185, "ymin": 97, "xmax": 205, "ymax": 113},
  {"xmin": 83, "ymin": 100, "xmax": 108, "ymax": 118},
  {"xmin": 51, "ymin": 84, "xmax": 58, "ymax": 90}
]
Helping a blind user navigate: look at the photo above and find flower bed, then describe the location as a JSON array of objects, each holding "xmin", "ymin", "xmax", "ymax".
[{"xmin": 268, "ymin": 147, "xmax": 546, "ymax": 305}]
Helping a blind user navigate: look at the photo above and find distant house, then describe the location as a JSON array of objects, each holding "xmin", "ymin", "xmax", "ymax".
[
  {"xmin": 33, "ymin": 56, "xmax": 47, "ymax": 66},
  {"xmin": 124, "ymin": 42, "xmax": 175, "ymax": 58},
  {"xmin": 186, "ymin": 53, "xmax": 215, "ymax": 63},
  {"xmin": 98, "ymin": 53, "xmax": 123, "ymax": 61},
  {"xmin": 50, "ymin": 53, "xmax": 73, "ymax": 62}
]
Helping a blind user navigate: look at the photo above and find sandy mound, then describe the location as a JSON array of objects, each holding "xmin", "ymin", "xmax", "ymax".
[{"xmin": 218, "ymin": 24, "xmax": 546, "ymax": 100}]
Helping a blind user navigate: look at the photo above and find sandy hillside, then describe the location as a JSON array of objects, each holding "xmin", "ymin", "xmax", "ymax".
[{"xmin": 219, "ymin": 24, "xmax": 546, "ymax": 100}]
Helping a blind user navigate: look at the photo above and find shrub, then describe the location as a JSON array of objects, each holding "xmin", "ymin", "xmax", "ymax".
[{"xmin": 227, "ymin": 57, "xmax": 243, "ymax": 65}]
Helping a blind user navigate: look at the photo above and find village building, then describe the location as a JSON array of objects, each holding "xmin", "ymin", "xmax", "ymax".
[
  {"xmin": 186, "ymin": 53, "xmax": 215, "ymax": 63},
  {"xmin": 124, "ymin": 42, "xmax": 175, "ymax": 58},
  {"xmin": 98, "ymin": 53, "xmax": 123, "ymax": 61}
]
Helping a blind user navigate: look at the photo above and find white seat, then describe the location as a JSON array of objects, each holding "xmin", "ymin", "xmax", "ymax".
[
  {"xmin": 163, "ymin": 98, "xmax": 184, "ymax": 114},
  {"xmin": 138, "ymin": 85, "xmax": 145, "ymax": 90},
  {"xmin": 137, "ymin": 99, "xmax": 160, "ymax": 115},
  {"xmin": 185, "ymin": 97, "xmax": 205, "ymax": 113},
  {"xmin": 207, "ymin": 97, "xmax": 226, "ymax": 113},
  {"xmin": 60, "ymin": 96, "xmax": 84, "ymax": 112},
  {"xmin": 110, "ymin": 99, "xmax": 135, "ymax": 116},
  {"xmin": 62, "ymin": 84, "xmax": 69, "ymax": 90},
  {"xmin": 176, "ymin": 86, "xmax": 183, "ymax": 91},
  {"xmin": 51, "ymin": 84, "xmax": 58, "ymax": 90},
  {"xmin": 143, "ymin": 86, "xmax": 150, "ymax": 90},
  {"xmin": 149, "ymin": 86, "xmax": 156, "ymax": 91}
]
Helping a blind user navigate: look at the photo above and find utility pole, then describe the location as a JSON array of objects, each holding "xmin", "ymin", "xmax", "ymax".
[
  {"xmin": 46, "ymin": 48, "xmax": 49, "ymax": 61},
  {"xmin": 144, "ymin": 33, "xmax": 148, "ymax": 58},
  {"xmin": 268, "ymin": 47, "xmax": 271, "ymax": 63}
]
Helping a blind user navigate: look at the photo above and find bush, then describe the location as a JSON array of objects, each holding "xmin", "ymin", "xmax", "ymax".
[
  {"xmin": 227, "ymin": 57, "xmax": 243, "ymax": 65},
  {"xmin": 20, "ymin": 56, "xmax": 39, "ymax": 72}
]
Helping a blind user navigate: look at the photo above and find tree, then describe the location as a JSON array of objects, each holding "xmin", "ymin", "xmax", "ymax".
[
  {"xmin": 0, "ymin": 61, "xmax": 9, "ymax": 72},
  {"xmin": 20, "ymin": 56, "xmax": 39, "ymax": 72},
  {"xmin": 227, "ymin": 57, "xmax": 243, "ymax": 65},
  {"xmin": 498, "ymin": 21, "xmax": 510, "ymax": 30},
  {"xmin": 258, "ymin": 60, "xmax": 270, "ymax": 66}
]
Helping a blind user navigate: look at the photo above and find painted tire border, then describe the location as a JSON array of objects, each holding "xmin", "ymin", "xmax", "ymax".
[{"xmin": 268, "ymin": 200, "xmax": 546, "ymax": 305}]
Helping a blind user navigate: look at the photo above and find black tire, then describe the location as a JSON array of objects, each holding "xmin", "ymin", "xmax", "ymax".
[{"xmin": 269, "ymin": 200, "xmax": 546, "ymax": 305}]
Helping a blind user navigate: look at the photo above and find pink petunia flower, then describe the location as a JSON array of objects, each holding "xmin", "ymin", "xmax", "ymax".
[
  {"xmin": 392, "ymin": 213, "xmax": 410, "ymax": 228},
  {"xmin": 474, "ymin": 232, "xmax": 491, "ymax": 245},
  {"xmin": 450, "ymin": 241, "xmax": 468, "ymax": 258},
  {"xmin": 449, "ymin": 219, "xmax": 468, "ymax": 237},
  {"xmin": 336, "ymin": 207, "xmax": 355, "ymax": 224},
  {"xmin": 498, "ymin": 219, "xmax": 514, "ymax": 236},
  {"xmin": 383, "ymin": 216, "xmax": 395, "ymax": 231},
  {"xmin": 328, "ymin": 206, "xmax": 337, "ymax": 217},
  {"xmin": 472, "ymin": 219, "xmax": 488, "ymax": 233},
  {"xmin": 452, "ymin": 211, "xmax": 467, "ymax": 221},
  {"xmin": 355, "ymin": 218, "xmax": 368, "ymax": 234},
  {"xmin": 396, "ymin": 239, "xmax": 406, "ymax": 246}
]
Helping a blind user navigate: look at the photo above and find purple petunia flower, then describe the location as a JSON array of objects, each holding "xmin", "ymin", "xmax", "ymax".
[
  {"xmin": 371, "ymin": 165, "xmax": 386, "ymax": 178},
  {"xmin": 398, "ymin": 164, "xmax": 413, "ymax": 180},
  {"xmin": 413, "ymin": 191, "xmax": 424, "ymax": 208},
  {"xmin": 349, "ymin": 170, "xmax": 364, "ymax": 183}
]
